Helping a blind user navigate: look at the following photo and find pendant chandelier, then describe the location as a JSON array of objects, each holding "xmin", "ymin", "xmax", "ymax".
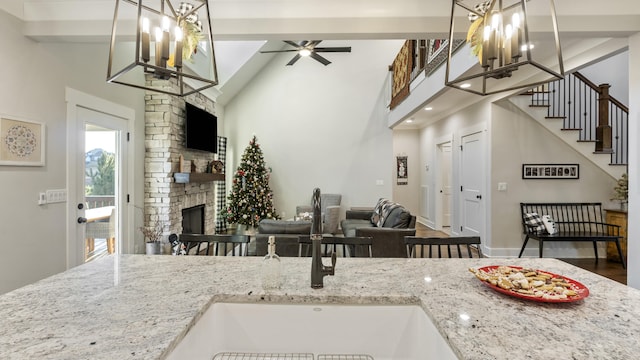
[
  {"xmin": 445, "ymin": 0, "xmax": 564, "ymax": 96},
  {"xmin": 107, "ymin": 0, "xmax": 218, "ymax": 97}
]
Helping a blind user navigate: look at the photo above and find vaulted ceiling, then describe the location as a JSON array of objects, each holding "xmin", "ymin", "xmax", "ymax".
[{"xmin": 2, "ymin": 1, "xmax": 639, "ymax": 125}]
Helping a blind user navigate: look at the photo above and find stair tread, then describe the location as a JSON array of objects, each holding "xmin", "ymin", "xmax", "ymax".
[
  {"xmin": 576, "ymin": 139, "xmax": 595, "ymax": 142},
  {"xmin": 529, "ymin": 105, "xmax": 550, "ymax": 108},
  {"xmin": 545, "ymin": 116, "xmax": 566, "ymax": 119},
  {"xmin": 561, "ymin": 128, "xmax": 583, "ymax": 131}
]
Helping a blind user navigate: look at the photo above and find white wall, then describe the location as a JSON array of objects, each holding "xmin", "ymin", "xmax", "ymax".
[
  {"xmin": 223, "ymin": 40, "xmax": 404, "ymax": 218},
  {"xmin": 579, "ymin": 50, "xmax": 629, "ymax": 105},
  {"xmin": 627, "ymin": 33, "xmax": 640, "ymax": 289},
  {"xmin": 392, "ymin": 130, "xmax": 420, "ymax": 215},
  {"xmin": 0, "ymin": 11, "xmax": 146, "ymax": 294},
  {"xmin": 418, "ymin": 101, "xmax": 490, "ymax": 232},
  {"xmin": 490, "ymin": 100, "xmax": 616, "ymax": 257}
]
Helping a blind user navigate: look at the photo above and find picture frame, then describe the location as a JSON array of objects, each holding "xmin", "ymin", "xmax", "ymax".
[
  {"xmin": 522, "ymin": 164, "xmax": 579, "ymax": 179},
  {"xmin": 397, "ymin": 156, "xmax": 408, "ymax": 185},
  {"xmin": 0, "ymin": 116, "xmax": 46, "ymax": 166}
]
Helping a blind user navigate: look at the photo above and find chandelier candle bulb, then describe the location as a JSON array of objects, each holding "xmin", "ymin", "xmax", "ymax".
[
  {"xmin": 174, "ymin": 27, "xmax": 183, "ymax": 68},
  {"xmin": 482, "ymin": 25, "xmax": 491, "ymax": 67},
  {"xmin": 141, "ymin": 17, "xmax": 150, "ymax": 62},
  {"xmin": 511, "ymin": 13, "xmax": 522, "ymax": 59},
  {"xmin": 154, "ymin": 27, "xmax": 164, "ymax": 67},
  {"xmin": 161, "ymin": 16, "xmax": 170, "ymax": 61},
  {"xmin": 504, "ymin": 25, "xmax": 513, "ymax": 64}
]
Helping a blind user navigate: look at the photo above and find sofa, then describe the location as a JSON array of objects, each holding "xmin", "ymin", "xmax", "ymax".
[
  {"xmin": 255, "ymin": 219, "xmax": 312, "ymax": 257},
  {"xmin": 295, "ymin": 193, "xmax": 342, "ymax": 235},
  {"xmin": 340, "ymin": 198, "xmax": 416, "ymax": 258}
]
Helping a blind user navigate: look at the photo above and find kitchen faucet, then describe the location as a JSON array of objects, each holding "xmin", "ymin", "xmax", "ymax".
[{"xmin": 310, "ymin": 188, "xmax": 336, "ymax": 288}]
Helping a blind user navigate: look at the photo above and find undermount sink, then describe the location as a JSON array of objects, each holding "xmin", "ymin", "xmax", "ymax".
[{"xmin": 166, "ymin": 303, "xmax": 458, "ymax": 360}]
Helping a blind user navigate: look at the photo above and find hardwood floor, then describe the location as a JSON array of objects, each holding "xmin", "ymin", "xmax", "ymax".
[
  {"xmin": 559, "ymin": 258, "xmax": 626, "ymax": 285},
  {"xmin": 414, "ymin": 223, "xmax": 627, "ymax": 285}
]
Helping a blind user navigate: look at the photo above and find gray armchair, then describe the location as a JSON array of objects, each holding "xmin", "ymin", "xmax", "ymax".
[{"xmin": 295, "ymin": 193, "xmax": 342, "ymax": 235}]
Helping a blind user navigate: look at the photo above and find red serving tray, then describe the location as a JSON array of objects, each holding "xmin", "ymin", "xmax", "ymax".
[{"xmin": 475, "ymin": 265, "xmax": 589, "ymax": 303}]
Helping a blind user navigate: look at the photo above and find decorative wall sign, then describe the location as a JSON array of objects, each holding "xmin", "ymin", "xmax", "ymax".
[
  {"xmin": 397, "ymin": 156, "xmax": 408, "ymax": 185},
  {"xmin": 522, "ymin": 164, "xmax": 579, "ymax": 179},
  {"xmin": 0, "ymin": 117, "xmax": 45, "ymax": 166}
]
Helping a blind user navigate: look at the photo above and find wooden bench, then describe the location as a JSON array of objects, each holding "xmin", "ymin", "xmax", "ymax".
[{"xmin": 519, "ymin": 202, "xmax": 625, "ymax": 268}]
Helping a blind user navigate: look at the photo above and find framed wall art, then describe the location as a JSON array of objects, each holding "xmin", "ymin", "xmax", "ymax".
[
  {"xmin": 0, "ymin": 116, "xmax": 45, "ymax": 166},
  {"xmin": 397, "ymin": 156, "xmax": 408, "ymax": 185},
  {"xmin": 522, "ymin": 164, "xmax": 579, "ymax": 179}
]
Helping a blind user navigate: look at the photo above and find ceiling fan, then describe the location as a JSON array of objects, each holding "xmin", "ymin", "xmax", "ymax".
[{"xmin": 260, "ymin": 40, "xmax": 352, "ymax": 66}]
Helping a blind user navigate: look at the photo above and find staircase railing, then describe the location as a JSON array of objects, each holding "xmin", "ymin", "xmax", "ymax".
[{"xmin": 529, "ymin": 72, "xmax": 628, "ymax": 166}]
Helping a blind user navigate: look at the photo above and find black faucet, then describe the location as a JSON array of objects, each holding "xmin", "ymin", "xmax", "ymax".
[{"xmin": 310, "ymin": 188, "xmax": 336, "ymax": 288}]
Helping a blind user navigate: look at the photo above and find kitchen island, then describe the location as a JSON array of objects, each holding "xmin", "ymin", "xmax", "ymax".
[{"xmin": 1, "ymin": 255, "xmax": 639, "ymax": 359}]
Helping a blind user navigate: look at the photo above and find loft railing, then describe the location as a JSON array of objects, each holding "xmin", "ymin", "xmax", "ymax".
[{"xmin": 529, "ymin": 72, "xmax": 628, "ymax": 166}]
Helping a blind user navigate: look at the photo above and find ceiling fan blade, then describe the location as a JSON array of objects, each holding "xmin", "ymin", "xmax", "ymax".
[
  {"xmin": 313, "ymin": 47, "xmax": 352, "ymax": 53},
  {"xmin": 284, "ymin": 40, "xmax": 301, "ymax": 48},
  {"xmin": 286, "ymin": 54, "xmax": 302, "ymax": 66},
  {"xmin": 310, "ymin": 52, "xmax": 331, "ymax": 66},
  {"xmin": 260, "ymin": 49, "xmax": 300, "ymax": 53},
  {"xmin": 307, "ymin": 40, "xmax": 323, "ymax": 48}
]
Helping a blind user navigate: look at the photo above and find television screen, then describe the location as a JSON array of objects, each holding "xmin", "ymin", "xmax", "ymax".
[{"xmin": 185, "ymin": 102, "xmax": 217, "ymax": 153}]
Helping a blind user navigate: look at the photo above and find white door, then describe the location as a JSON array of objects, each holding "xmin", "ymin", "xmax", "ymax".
[
  {"xmin": 66, "ymin": 89, "xmax": 133, "ymax": 268},
  {"xmin": 460, "ymin": 131, "xmax": 484, "ymax": 238},
  {"xmin": 438, "ymin": 142, "xmax": 452, "ymax": 228}
]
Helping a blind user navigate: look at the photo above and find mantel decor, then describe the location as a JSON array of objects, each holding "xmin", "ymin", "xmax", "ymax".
[
  {"xmin": 0, "ymin": 116, "xmax": 45, "ymax": 166},
  {"xmin": 445, "ymin": 0, "xmax": 564, "ymax": 95},
  {"xmin": 107, "ymin": 0, "xmax": 218, "ymax": 96},
  {"xmin": 522, "ymin": 164, "xmax": 579, "ymax": 179}
]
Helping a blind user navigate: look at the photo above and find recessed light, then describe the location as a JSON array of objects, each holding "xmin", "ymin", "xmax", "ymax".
[
  {"xmin": 460, "ymin": 83, "xmax": 471, "ymax": 88},
  {"xmin": 406, "ymin": 119, "xmax": 414, "ymax": 123},
  {"xmin": 424, "ymin": 107, "xmax": 433, "ymax": 111}
]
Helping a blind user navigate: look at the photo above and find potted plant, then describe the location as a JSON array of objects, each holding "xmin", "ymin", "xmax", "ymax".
[
  {"xmin": 140, "ymin": 223, "xmax": 165, "ymax": 255},
  {"xmin": 611, "ymin": 173, "xmax": 628, "ymax": 210}
]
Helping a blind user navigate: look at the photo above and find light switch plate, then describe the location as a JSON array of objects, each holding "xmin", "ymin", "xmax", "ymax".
[
  {"xmin": 46, "ymin": 189, "xmax": 67, "ymax": 203},
  {"xmin": 497, "ymin": 182, "xmax": 507, "ymax": 191}
]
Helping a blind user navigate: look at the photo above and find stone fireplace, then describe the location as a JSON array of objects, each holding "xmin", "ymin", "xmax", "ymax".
[{"xmin": 143, "ymin": 77, "xmax": 221, "ymax": 244}]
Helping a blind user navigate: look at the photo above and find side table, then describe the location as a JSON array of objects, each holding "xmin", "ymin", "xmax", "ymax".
[{"xmin": 605, "ymin": 208, "xmax": 628, "ymax": 263}]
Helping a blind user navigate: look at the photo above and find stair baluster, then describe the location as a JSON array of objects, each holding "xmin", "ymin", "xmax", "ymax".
[{"xmin": 528, "ymin": 72, "xmax": 628, "ymax": 166}]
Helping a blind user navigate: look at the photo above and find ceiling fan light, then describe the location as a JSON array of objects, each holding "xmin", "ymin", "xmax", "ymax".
[{"xmin": 299, "ymin": 49, "xmax": 312, "ymax": 57}]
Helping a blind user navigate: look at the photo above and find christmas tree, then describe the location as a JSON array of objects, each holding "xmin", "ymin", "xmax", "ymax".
[{"xmin": 224, "ymin": 136, "xmax": 279, "ymax": 227}]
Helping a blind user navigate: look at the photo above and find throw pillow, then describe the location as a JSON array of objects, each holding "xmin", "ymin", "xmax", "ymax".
[
  {"xmin": 541, "ymin": 215, "xmax": 558, "ymax": 235},
  {"xmin": 371, "ymin": 198, "xmax": 389, "ymax": 227},
  {"xmin": 523, "ymin": 212, "xmax": 546, "ymax": 233}
]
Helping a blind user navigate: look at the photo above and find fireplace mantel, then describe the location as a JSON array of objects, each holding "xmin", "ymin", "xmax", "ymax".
[{"xmin": 174, "ymin": 172, "xmax": 224, "ymax": 183}]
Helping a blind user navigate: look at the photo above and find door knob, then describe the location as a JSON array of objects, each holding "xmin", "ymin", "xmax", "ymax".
[
  {"xmin": 77, "ymin": 217, "xmax": 87, "ymax": 224},
  {"xmin": 476, "ymin": 195, "xmax": 482, "ymax": 200}
]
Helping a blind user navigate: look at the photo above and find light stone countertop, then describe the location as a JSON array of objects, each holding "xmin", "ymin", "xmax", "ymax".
[{"xmin": 1, "ymin": 255, "xmax": 639, "ymax": 359}]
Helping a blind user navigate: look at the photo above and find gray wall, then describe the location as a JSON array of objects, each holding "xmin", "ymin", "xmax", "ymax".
[{"xmin": 0, "ymin": 10, "xmax": 146, "ymax": 294}]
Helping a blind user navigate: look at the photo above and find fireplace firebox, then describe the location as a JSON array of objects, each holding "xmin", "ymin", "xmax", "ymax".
[{"xmin": 182, "ymin": 205, "xmax": 205, "ymax": 234}]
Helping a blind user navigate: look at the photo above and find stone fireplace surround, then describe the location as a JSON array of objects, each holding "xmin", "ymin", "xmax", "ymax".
[{"xmin": 143, "ymin": 77, "xmax": 219, "ymax": 245}]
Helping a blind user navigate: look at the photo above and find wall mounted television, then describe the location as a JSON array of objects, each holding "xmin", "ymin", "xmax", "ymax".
[{"xmin": 184, "ymin": 102, "xmax": 217, "ymax": 153}]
